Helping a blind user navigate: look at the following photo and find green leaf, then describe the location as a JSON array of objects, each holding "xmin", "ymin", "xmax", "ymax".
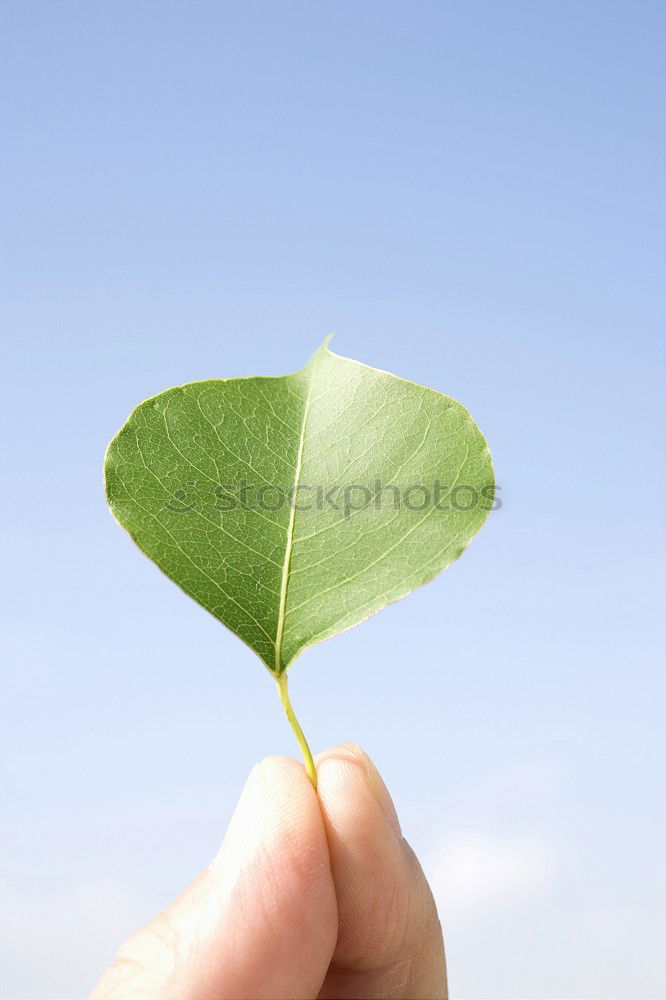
[
  {"xmin": 106, "ymin": 341, "xmax": 494, "ymax": 783},
  {"xmin": 105, "ymin": 340, "xmax": 494, "ymax": 676}
]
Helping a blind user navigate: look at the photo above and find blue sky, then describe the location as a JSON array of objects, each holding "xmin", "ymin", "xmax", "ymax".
[{"xmin": 1, "ymin": 2, "xmax": 664, "ymax": 996}]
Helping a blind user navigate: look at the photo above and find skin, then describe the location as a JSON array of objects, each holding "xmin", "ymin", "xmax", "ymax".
[{"xmin": 90, "ymin": 743, "xmax": 447, "ymax": 1000}]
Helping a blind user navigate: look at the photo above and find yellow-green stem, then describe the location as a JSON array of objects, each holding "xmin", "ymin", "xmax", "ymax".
[{"xmin": 275, "ymin": 671, "xmax": 317, "ymax": 788}]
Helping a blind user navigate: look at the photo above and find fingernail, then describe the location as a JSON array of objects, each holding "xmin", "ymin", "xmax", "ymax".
[{"xmin": 319, "ymin": 742, "xmax": 402, "ymax": 839}]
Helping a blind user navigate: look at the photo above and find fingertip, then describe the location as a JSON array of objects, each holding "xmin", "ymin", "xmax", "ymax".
[
  {"xmin": 255, "ymin": 751, "xmax": 318, "ymax": 795},
  {"xmin": 211, "ymin": 752, "xmax": 323, "ymax": 876},
  {"xmin": 315, "ymin": 741, "xmax": 371, "ymax": 778},
  {"xmin": 315, "ymin": 742, "xmax": 401, "ymax": 839}
]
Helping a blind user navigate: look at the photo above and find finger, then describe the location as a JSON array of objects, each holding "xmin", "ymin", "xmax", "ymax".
[
  {"xmin": 91, "ymin": 755, "xmax": 338, "ymax": 1000},
  {"xmin": 315, "ymin": 743, "xmax": 447, "ymax": 1000}
]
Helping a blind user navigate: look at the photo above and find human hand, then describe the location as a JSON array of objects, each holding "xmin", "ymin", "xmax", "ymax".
[{"xmin": 91, "ymin": 743, "xmax": 447, "ymax": 999}]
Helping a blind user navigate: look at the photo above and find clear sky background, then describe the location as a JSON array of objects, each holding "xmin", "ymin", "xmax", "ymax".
[{"xmin": 1, "ymin": 2, "xmax": 664, "ymax": 997}]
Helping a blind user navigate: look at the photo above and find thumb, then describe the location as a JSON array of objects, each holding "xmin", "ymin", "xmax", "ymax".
[{"xmin": 91, "ymin": 756, "xmax": 338, "ymax": 1000}]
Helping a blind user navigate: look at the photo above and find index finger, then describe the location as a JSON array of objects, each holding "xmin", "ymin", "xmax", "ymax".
[{"xmin": 315, "ymin": 743, "xmax": 447, "ymax": 1000}]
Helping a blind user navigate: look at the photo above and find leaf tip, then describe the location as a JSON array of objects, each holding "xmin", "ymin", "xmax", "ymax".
[{"xmin": 303, "ymin": 335, "xmax": 335, "ymax": 371}]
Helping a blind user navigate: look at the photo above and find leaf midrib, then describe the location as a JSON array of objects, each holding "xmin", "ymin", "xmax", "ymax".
[{"xmin": 273, "ymin": 369, "xmax": 313, "ymax": 672}]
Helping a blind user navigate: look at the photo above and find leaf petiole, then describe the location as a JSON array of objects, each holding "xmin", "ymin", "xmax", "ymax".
[{"xmin": 275, "ymin": 671, "xmax": 317, "ymax": 789}]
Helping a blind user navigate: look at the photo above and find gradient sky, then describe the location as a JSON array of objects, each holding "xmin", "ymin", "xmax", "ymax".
[{"xmin": 1, "ymin": 2, "xmax": 664, "ymax": 997}]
